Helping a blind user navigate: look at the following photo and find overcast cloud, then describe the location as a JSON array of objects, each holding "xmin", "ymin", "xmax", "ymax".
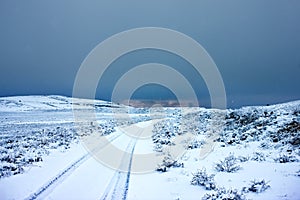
[{"xmin": 1, "ymin": 0, "xmax": 300, "ymax": 108}]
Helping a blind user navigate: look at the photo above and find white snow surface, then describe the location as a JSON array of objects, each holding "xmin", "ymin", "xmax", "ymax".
[{"xmin": 0, "ymin": 96, "xmax": 299, "ymax": 200}]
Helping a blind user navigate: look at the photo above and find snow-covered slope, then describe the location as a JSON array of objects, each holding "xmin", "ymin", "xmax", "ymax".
[
  {"xmin": 148, "ymin": 100, "xmax": 300, "ymax": 200},
  {"xmin": 0, "ymin": 95, "xmax": 123, "ymax": 112}
]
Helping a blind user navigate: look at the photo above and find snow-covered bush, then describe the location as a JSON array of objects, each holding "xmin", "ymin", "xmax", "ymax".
[
  {"xmin": 293, "ymin": 109, "xmax": 300, "ymax": 116},
  {"xmin": 0, "ymin": 126, "xmax": 80, "ymax": 178},
  {"xmin": 156, "ymin": 154, "xmax": 183, "ymax": 172},
  {"xmin": 251, "ymin": 152, "xmax": 266, "ymax": 162},
  {"xmin": 259, "ymin": 141, "xmax": 272, "ymax": 149},
  {"xmin": 276, "ymin": 121, "xmax": 300, "ymax": 146},
  {"xmin": 215, "ymin": 154, "xmax": 241, "ymax": 173},
  {"xmin": 152, "ymin": 119, "xmax": 178, "ymax": 146},
  {"xmin": 156, "ymin": 165, "xmax": 167, "ymax": 172},
  {"xmin": 226, "ymin": 110, "xmax": 259, "ymax": 126},
  {"xmin": 237, "ymin": 156, "xmax": 249, "ymax": 163},
  {"xmin": 153, "ymin": 143, "xmax": 163, "ymax": 152},
  {"xmin": 191, "ymin": 168, "xmax": 216, "ymax": 190},
  {"xmin": 186, "ymin": 139, "xmax": 205, "ymax": 149},
  {"xmin": 161, "ymin": 154, "xmax": 176, "ymax": 168},
  {"xmin": 0, "ymin": 162, "xmax": 24, "ymax": 178},
  {"xmin": 152, "ymin": 132, "xmax": 173, "ymax": 145},
  {"xmin": 202, "ymin": 187, "xmax": 246, "ymax": 200},
  {"xmin": 223, "ymin": 107, "xmax": 300, "ymax": 147},
  {"xmin": 246, "ymin": 179, "xmax": 270, "ymax": 193},
  {"xmin": 278, "ymin": 121, "xmax": 300, "ymax": 134},
  {"xmin": 274, "ymin": 154, "xmax": 298, "ymax": 163}
]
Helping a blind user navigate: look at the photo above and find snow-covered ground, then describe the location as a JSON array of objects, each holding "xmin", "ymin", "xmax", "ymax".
[{"xmin": 0, "ymin": 96, "xmax": 299, "ymax": 199}]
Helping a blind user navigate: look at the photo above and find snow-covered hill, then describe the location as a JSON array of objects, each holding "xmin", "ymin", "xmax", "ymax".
[
  {"xmin": 0, "ymin": 95, "xmax": 125, "ymax": 112},
  {"xmin": 0, "ymin": 96, "xmax": 299, "ymax": 199}
]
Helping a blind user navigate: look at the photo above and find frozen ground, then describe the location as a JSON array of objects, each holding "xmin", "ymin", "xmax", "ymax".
[{"xmin": 0, "ymin": 96, "xmax": 299, "ymax": 199}]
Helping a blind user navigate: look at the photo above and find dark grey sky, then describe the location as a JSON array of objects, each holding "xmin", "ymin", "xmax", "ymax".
[{"xmin": 1, "ymin": 0, "xmax": 300, "ymax": 108}]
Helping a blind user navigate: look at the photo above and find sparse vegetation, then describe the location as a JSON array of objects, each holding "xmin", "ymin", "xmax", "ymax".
[
  {"xmin": 202, "ymin": 188, "xmax": 246, "ymax": 200},
  {"xmin": 0, "ymin": 120, "xmax": 121, "ymax": 178},
  {"xmin": 251, "ymin": 152, "xmax": 266, "ymax": 162},
  {"xmin": 186, "ymin": 139, "xmax": 205, "ymax": 149},
  {"xmin": 0, "ymin": 126, "xmax": 78, "ymax": 178},
  {"xmin": 156, "ymin": 153, "xmax": 183, "ymax": 172},
  {"xmin": 191, "ymin": 168, "xmax": 216, "ymax": 190},
  {"xmin": 215, "ymin": 154, "xmax": 241, "ymax": 173},
  {"xmin": 274, "ymin": 154, "xmax": 298, "ymax": 163},
  {"xmin": 246, "ymin": 179, "xmax": 270, "ymax": 193}
]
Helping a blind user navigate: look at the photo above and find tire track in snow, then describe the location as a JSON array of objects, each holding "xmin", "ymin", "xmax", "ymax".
[
  {"xmin": 100, "ymin": 130, "xmax": 142, "ymax": 200},
  {"xmin": 25, "ymin": 132, "xmax": 122, "ymax": 200}
]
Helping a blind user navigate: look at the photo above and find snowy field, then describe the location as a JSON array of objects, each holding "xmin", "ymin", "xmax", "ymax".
[{"xmin": 0, "ymin": 96, "xmax": 299, "ymax": 200}]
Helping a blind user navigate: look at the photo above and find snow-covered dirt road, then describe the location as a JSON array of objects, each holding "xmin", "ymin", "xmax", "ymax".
[{"xmin": 23, "ymin": 120, "xmax": 158, "ymax": 200}]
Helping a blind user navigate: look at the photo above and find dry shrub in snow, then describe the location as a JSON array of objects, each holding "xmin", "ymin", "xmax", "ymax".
[
  {"xmin": 191, "ymin": 168, "xmax": 216, "ymax": 190},
  {"xmin": 274, "ymin": 154, "xmax": 298, "ymax": 163},
  {"xmin": 156, "ymin": 154, "xmax": 183, "ymax": 172},
  {"xmin": 215, "ymin": 154, "xmax": 241, "ymax": 173},
  {"xmin": 153, "ymin": 143, "xmax": 163, "ymax": 152},
  {"xmin": 186, "ymin": 139, "xmax": 205, "ymax": 149},
  {"xmin": 237, "ymin": 155, "xmax": 249, "ymax": 163},
  {"xmin": 251, "ymin": 152, "xmax": 266, "ymax": 162},
  {"xmin": 202, "ymin": 188, "xmax": 246, "ymax": 200},
  {"xmin": 243, "ymin": 179, "xmax": 270, "ymax": 193}
]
